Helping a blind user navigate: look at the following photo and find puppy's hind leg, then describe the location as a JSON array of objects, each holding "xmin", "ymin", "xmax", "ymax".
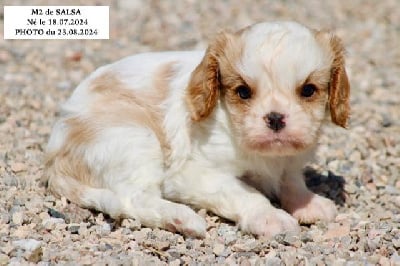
[
  {"xmin": 119, "ymin": 191, "xmax": 207, "ymax": 238},
  {"xmin": 48, "ymin": 175, "xmax": 206, "ymax": 237},
  {"xmin": 47, "ymin": 175, "xmax": 125, "ymax": 219}
]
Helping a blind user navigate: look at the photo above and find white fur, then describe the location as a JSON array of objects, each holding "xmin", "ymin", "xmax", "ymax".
[{"xmin": 45, "ymin": 21, "xmax": 341, "ymax": 238}]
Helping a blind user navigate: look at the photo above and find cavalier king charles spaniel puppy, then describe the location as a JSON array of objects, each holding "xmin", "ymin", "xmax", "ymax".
[{"xmin": 43, "ymin": 21, "xmax": 350, "ymax": 238}]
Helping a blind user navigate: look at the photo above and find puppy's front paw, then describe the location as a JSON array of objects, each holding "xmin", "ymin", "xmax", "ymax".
[
  {"xmin": 165, "ymin": 210, "xmax": 207, "ymax": 238},
  {"xmin": 240, "ymin": 208, "xmax": 300, "ymax": 238},
  {"xmin": 290, "ymin": 194, "xmax": 337, "ymax": 224}
]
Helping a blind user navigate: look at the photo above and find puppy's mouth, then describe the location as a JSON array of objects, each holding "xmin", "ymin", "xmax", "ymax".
[{"xmin": 244, "ymin": 134, "xmax": 308, "ymax": 155}]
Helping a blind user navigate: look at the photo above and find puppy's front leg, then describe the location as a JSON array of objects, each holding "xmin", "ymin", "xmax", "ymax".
[
  {"xmin": 280, "ymin": 168, "xmax": 337, "ymax": 224},
  {"xmin": 163, "ymin": 167, "xmax": 300, "ymax": 237}
]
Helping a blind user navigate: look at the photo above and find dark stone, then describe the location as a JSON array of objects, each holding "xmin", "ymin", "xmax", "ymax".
[{"xmin": 48, "ymin": 208, "xmax": 69, "ymax": 223}]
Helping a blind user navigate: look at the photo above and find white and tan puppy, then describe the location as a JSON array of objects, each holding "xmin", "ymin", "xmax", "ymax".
[{"xmin": 43, "ymin": 21, "xmax": 350, "ymax": 238}]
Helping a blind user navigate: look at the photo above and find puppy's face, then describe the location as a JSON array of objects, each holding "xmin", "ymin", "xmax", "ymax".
[{"xmin": 187, "ymin": 22, "xmax": 350, "ymax": 156}]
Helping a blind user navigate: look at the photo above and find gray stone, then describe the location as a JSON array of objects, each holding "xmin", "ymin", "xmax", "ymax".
[
  {"xmin": 391, "ymin": 252, "xmax": 400, "ymax": 265},
  {"xmin": 12, "ymin": 211, "xmax": 25, "ymax": 225},
  {"xmin": 42, "ymin": 217, "xmax": 65, "ymax": 230},
  {"xmin": 12, "ymin": 239, "xmax": 42, "ymax": 263}
]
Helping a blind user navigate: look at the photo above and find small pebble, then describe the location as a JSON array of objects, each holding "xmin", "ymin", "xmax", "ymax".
[
  {"xmin": 232, "ymin": 239, "xmax": 259, "ymax": 252},
  {"xmin": 67, "ymin": 224, "xmax": 80, "ymax": 234},
  {"xmin": 154, "ymin": 241, "xmax": 170, "ymax": 251},
  {"xmin": 0, "ymin": 254, "xmax": 10, "ymax": 265},
  {"xmin": 12, "ymin": 239, "xmax": 42, "ymax": 263},
  {"xmin": 121, "ymin": 218, "xmax": 141, "ymax": 230},
  {"xmin": 392, "ymin": 239, "xmax": 400, "ymax": 249},
  {"xmin": 48, "ymin": 208, "xmax": 67, "ymax": 220},
  {"xmin": 10, "ymin": 162, "xmax": 27, "ymax": 173},
  {"xmin": 391, "ymin": 252, "xmax": 400, "ymax": 265},
  {"xmin": 12, "ymin": 212, "xmax": 24, "ymax": 225},
  {"xmin": 265, "ymin": 256, "xmax": 282, "ymax": 266},
  {"xmin": 213, "ymin": 243, "xmax": 225, "ymax": 256},
  {"xmin": 324, "ymin": 224, "xmax": 350, "ymax": 240},
  {"xmin": 42, "ymin": 217, "xmax": 65, "ymax": 230}
]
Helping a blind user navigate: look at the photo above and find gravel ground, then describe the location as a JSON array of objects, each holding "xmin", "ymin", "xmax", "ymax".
[{"xmin": 1, "ymin": 0, "xmax": 400, "ymax": 265}]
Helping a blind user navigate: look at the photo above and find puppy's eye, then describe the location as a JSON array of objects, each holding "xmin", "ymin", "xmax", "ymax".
[
  {"xmin": 300, "ymin": 84, "xmax": 317, "ymax": 98},
  {"xmin": 236, "ymin": 85, "xmax": 252, "ymax": 100}
]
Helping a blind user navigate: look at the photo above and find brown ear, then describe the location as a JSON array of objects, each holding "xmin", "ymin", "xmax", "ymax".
[
  {"xmin": 186, "ymin": 33, "xmax": 228, "ymax": 121},
  {"xmin": 328, "ymin": 35, "xmax": 350, "ymax": 128}
]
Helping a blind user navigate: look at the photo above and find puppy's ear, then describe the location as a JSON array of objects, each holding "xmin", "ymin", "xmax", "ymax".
[
  {"xmin": 186, "ymin": 33, "xmax": 228, "ymax": 121},
  {"xmin": 328, "ymin": 34, "xmax": 351, "ymax": 128}
]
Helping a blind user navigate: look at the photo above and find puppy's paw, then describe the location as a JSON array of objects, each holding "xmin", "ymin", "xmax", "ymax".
[
  {"xmin": 165, "ymin": 210, "xmax": 207, "ymax": 238},
  {"xmin": 290, "ymin": 194, "xmax": 337, "ymax": 224},
  {"xmin": 240, "ymin": 208, "xmax": 300, "ymax": 238}
]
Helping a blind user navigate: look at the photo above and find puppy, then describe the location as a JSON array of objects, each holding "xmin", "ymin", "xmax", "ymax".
[{"xmin": 43, "ymin": 21, "xmax": 350, "ymax": 238}]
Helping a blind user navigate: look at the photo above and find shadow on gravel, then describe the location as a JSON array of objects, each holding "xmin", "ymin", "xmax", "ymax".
[{"xmin": 304, "ymin": 167, "xmax": 346, "ymax": 206}]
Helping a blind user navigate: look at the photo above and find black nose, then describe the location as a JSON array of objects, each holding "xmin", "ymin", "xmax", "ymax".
[{"xmin": 265, "ymin": 112, "xmax": 285, "ymax": 132}]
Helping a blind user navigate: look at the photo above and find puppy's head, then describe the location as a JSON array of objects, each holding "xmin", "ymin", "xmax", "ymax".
[{"xmin": 187, "ymin": 21, "xmax": 350, "ymax": 156}]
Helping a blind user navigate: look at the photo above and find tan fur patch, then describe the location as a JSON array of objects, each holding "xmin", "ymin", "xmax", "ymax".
[
  {"xmin": 43, "ymin": 116, "xmax": 101, "ymax": 192},
  {"xmin": 43, "ymin": 149, "xmax": 91, "ymax": 202},
  {"xmin": 90, "ymin": 64, "xmax": 175, "ymax": 157},
  {"xmin": 328, "ymin": 35, "xmax": 350, "ymax": 128},
  {"xmin": 186, "ymin": 49, "xmax": 220, "ymax": 121},
  {"xmin": 217, "ymin": 33, "xmax": 255, "ymax": 125},
  {"xmin": 186, "ymin": 31, "xmax": 245, "ymax": 121},
  {"xmin": 91, "ymin": 73, "xmax": 165, "ymax": 141},
  {"xmin": 315, "ymin": 31, "xmax": 350, "ymax": 128},
  {"xmin": 45, "ymin": 62, "xmax": 176, "ymax": 191}
]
